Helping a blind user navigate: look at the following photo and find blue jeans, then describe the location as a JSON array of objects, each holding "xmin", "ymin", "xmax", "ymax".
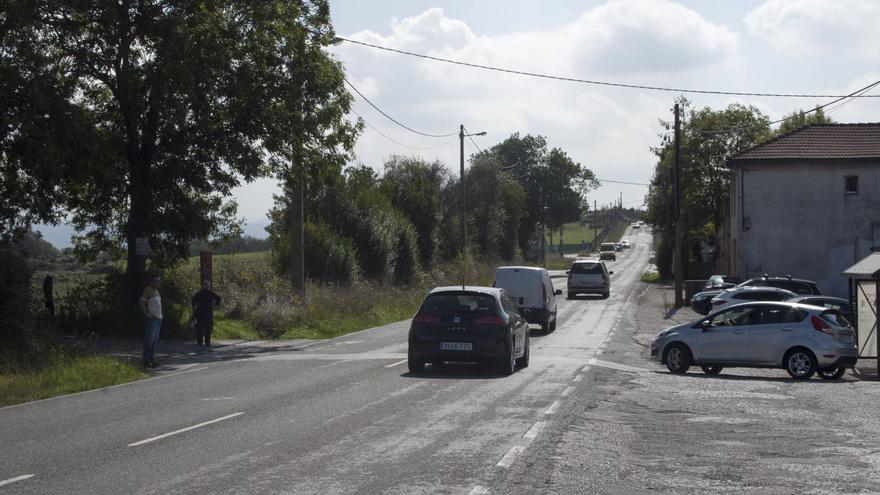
[{"xmin": 143, "ymin": 317, "xmax": 162, "ymax": 364}]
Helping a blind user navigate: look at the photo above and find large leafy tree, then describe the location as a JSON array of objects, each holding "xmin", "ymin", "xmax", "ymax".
[
  {"xmin": 645, "ymin": 98, "xmax": 771, "ymax": 274},
  {"xmin": 1, "ymin": 1, "xmax": 358, "ymax": 287},
  {"xmin": 480, "ymin": 134, "xmax": 598, "ymax": 254}
]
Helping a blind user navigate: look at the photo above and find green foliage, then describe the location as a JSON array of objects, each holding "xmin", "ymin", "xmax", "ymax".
[
  {"xmin": 645, "ymin": 98, "xmax": 772, "ymax": 274},
  {"xmin": 304, "ymin": 222, "xmax": 360, "ymax": 285},
  {"xmin": 775, "ymin": 107, "xmax": 834, "ymax": 136},
  {"xmin": 0, "ymin": 244, "xmax": 39, "ymax": 360},
  {"xmin": 2, "ymin": 0, "xmax": 359, "ymax": 287},
  {"xmin": 465, "ymin": 155, "xmax": 527, "ymax": 260},
  {"xmin": 380, "ymin": 156, "xmax": 447, "ymax": 267}
]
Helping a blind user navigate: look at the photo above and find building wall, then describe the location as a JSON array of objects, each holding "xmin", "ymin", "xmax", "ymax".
[{"xmin": 732, "ymin": 161, "xmax": 880, "ymax": 297}]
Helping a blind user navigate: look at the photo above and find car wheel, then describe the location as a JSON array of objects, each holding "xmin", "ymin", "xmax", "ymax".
[
  {"xmin": 784, "ymin": 348, "xmax": 817, "ymax": 380},
  {"xmin": 549, "ymin": 317, "xmax": 556, "ymax": 332},
  {"xmin": 499, "ymin": 334, "xmax": 516, "ymax": 375},
  {"xmin": 665, "ymin": 344, "xmax": 691, "ymax": 374},
  {"xmin": 515, "ymin": 333, "xmax": 530, "ymax": 369},
  {"xmin": 407, "ymin": 347, "xmax": 425, "ymax": 374},
  {"xmin": 540, "ymin": 318, "xmax": 550, "ymax": 335},
  {"xmin": 602, "ymin": 291, "xmax": 610, "ymax": 299},
  {"xmin": 817, "ymin": 367, "xmax": 846, "ymax": 380},
  {"xmin": 700, "ymin": 365, "xmax": 723, "ymax": 376}
]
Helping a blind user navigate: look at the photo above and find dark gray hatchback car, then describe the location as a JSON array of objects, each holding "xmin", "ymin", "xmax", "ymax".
[{"xmin": 408, "ymin": 286, "xmax": 531, "ymax": 375}]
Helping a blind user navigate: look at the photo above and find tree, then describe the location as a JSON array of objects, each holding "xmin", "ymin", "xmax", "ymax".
[
  {"xmin": 479, "ymin": 134, "xmax": 598, "ymax": 255},
  {"xmin": 1, "ymin": 1, "xmax": 358, "ymax": 290},
  {"xmin": 774, "ymin": 107, "xmax": 834, "ymax": 136},
  {"xmin": 645, "ymin": 98, "xmax": 772, "ymax": 275},
  {"xmin": 380, "ymin": 156, "xmax": 447, "ymax": 267},
  {"xmin": 465, "ymin": 154, "xmax": 526, "ymax": 260}
]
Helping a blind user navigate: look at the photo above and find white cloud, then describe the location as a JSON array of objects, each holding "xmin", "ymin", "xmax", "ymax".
[{"xmin": 744, "ymin": 0, "xmax": 880, "ymax": 57}]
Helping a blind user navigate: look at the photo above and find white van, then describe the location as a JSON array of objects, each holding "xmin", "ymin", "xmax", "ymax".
[{"xmin": 493, "ymin": 266, "xmax": 562, "ymax": 333}]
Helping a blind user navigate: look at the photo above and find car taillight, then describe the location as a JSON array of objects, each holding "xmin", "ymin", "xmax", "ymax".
[
  {"xmin": 542, "ymin": 283, "xmax": 547, "ymax": 302},
  {"xmin": 811, "ymin": 315, "xmax": 834, "ymax": 335},
  {"xmin": 474, "ymin": 315, "xmax": 506, "ymax": 326},
  {"xmin": 414, "ymin": 313, "xmax": 440, "ymax": 324}
]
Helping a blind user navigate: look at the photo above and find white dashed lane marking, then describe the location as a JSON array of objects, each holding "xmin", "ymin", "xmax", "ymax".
[
  {"xmin": 469, "ymin": 486, "xmax": 490, "ymax": 495},
  {"xmin": 0, "ymin": 474, "xmax": 34, "ymax": 487},
  {"xmin": 561, "ymin": 386, "xmax": 574, "ymax": 397},
  {"xmin": 544, "ymin": 400, "xmax": 561, "ymax": 415},
  {"xmin": 573, "ymin": 374, "xmax": 584, "ymax": 382},
  {"xmin": 523, "ymin": 421, "xmax": 546, "ymax": 439},
  {"xmin": 496, "ymin": 446, "xmax": 526, "ymax": 468},
  {"xmin": 384, "ymin": 359, "xmax": 408, "ymax": 368},
  {"xmin": 128, "ymin": 412, "xmax": 244, "ymax": 447}
]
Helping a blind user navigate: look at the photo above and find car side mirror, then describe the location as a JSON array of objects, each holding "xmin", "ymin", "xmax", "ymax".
[
  {"xmin": 565, "ymin": 271, "xmax": 570, "ymax": 275},
  {"xmin": 554, "ymin": 289, "xmax": 563, "ymax": 295},
  {"xmin": 701, "ymin": 320, "xmax": 710, "ymax": 332},
  {"xmin": 608, "ymin": 271, "xmax": 614, "ymax": 275}
]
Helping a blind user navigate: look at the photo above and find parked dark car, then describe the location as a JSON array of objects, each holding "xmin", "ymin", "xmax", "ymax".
[
  {"xmin": 788, "ymin": 296, "xmax": 851, "ymax": 317},
  {"xmin": 690, "ymin": 289, "xmax": 724, "ymax": 315},
  {"xmin": 408, "ymin": 286, "xmax": 530, "ymax": 375},
  {"xmin": 738, "ymin": 275, "xmax": 822, "ymax": 295}
]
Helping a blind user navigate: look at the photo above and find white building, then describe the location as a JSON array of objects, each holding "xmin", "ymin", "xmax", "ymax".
[{"xmin": 723, "ymin": 124, "xmax": 880, "ymax": 297}]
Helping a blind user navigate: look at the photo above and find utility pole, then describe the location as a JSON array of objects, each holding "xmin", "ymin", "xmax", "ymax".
[
  {"xmin": 459, "ymin": 124, "xmax": 465, "ymax": 259},
  {"xmin": 673, "ymin": 103, "xmax": 683, "ymax": 307},
  {"xmin": 290, "ymin": 41, "xmax": 306, "ymax": 298}
]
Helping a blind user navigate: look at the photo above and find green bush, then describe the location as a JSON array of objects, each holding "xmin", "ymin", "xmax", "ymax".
[
  {"xmin": 304, "ymin": 222, "xmax": 360, "ymax": 285},
  {"xmin": 0, "ymin": 244, "xmax": 38, "ymax": 366}
]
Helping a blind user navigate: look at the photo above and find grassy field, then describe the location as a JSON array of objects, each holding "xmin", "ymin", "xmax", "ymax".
[
  {"xmin": 545, "ymin": 221, "xmax": 598, "ymax": 246},
  {"xmin": 0, "ymin": 350, "xmax": 146, "ymax": 407}
]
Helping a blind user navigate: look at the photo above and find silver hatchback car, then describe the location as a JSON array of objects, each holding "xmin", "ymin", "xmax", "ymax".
[{"xmin": 651, "ymin": 302, "xmax": 857, "ymax": 379}]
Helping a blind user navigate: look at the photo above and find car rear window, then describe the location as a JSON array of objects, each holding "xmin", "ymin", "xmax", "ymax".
[
  {"xmin": 600, "ymin": 243, "xmax": 616, "ymax": 251},
  {"xmin": 421, "ymin": 293, "xmax": 498, "ymax": 315},
  {"xmin": 571, "ymin": 263, "xmax": 602, "ymax": 275},
  {"xmin": 768, "ymin": 281, "xmax": 813, "ymax": 295},
  {"xmin": 821, "ymin": 310, "xmax": 852, "ymax": 328}
]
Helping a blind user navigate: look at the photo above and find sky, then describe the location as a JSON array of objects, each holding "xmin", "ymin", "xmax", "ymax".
[{"xmin": 40, "ymin": 0, "xmax": 880, "ymax": 247}]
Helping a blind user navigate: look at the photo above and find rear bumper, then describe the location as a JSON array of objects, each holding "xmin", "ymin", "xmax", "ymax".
[
  {"xmin": 521, "ymin": 308, "xmax": 549, "ymax": 325},
  {"xmin": 409, "ymin": 333, "xmax": 507, "ymax": 363},
  {"xmin": 821, "ymin": 355, "xmax": 858, "ymax": 369}
]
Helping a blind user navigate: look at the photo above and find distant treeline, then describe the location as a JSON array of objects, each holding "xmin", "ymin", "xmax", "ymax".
[{"xmin": 188, "ymin": 236, "xmax": 271, "ymax": 256}]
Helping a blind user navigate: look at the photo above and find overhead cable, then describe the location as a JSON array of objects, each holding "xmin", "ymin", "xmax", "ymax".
[
  {"xmin": 349, "ymin": 108, "xmax": 458, "ymax": 151},
  {"xmin": 343, "ymin": 76, "xmax": 458, "ymax": 138},
  {"xmin": 335, "ymin": 36, "xmax": 880, "ymax": 99}
]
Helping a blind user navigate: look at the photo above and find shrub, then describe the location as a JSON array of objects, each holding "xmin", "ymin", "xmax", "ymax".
[
  {"xmin": 0, "ymin": 244, "xmax": 38, "ymax": 366},
  {"xmin": 304, "ymin": 222, "xmax": 360, "ymax": 285}
]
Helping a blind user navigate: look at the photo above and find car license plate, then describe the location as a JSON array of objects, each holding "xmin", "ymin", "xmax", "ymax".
[{"xmin": 440, "ymin": 342, "xmax": 472, "ymax": 351}]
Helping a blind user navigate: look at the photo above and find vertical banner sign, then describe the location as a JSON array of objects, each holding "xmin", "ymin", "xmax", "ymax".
[{"xmin": 199, "ymin": 251, "xmax": 213, "ymax": 283}]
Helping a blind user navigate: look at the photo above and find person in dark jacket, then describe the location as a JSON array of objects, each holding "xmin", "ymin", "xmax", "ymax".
[{"xmin": 191, "ymin": 280, "xmax": 221, "ymax": 346}]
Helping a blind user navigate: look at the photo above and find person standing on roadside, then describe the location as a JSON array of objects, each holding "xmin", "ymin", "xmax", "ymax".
[
  {"xmin": 191, "ymin": 279, "xmax": 221, "ymax": 347},
  {"xmin": 139, "ymin": 275, "xmax": 163, "ymax": 368}
]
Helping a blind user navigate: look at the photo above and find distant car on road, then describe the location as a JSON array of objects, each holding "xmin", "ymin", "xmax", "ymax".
[
  {"xmin": 651, "ymin": 302, "xmax": 857, "ymax": 379},
  {"xmin": 567, "ymin": 258, "xmax": 613, "ymax": 299},
  {"xmin": 632, "ymin": 222, "xmax": 640, "ymax": 229},
  {"xmin": 709, "ymin": 286, "xmax": 797, "ymax": 312},
  {"xmin": 787, "ymin": 296, "xmax": 851, "ymax": 317},
  {"xmin": 599, "ymin": 242, "xmax": 616, "ymax": 261},
  {"xmin": 621, "ymin": 240, "xmax": 631, "ymax": 249},
  {"xmin": 738, "ymin": 275, "xmax": 822, "ymax": 296},
  {"xmin": 408, "ymin": 286, "xmax": 531, "ymax": 375}
]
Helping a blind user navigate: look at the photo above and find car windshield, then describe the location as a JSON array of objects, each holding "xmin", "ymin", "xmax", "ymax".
[
  {"xmin": 600, "ymin": 243, "xmax": 615, "ymax": 251},
  {"xmin": 420, "ymin": 293, "xmax": 497, "ymax": 315},
  {"xmin": 571, "ymin": 263, "xmax": 602, "ymax": 274}
]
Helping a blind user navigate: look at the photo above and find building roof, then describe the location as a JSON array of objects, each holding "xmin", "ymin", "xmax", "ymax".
[
  {"xmin": 728, "ymin": 124, "xmax": 880, "ymax": 163},
  {"xmin": 842, "ymin": 252, "xmax": 880, "ymax": 279}
]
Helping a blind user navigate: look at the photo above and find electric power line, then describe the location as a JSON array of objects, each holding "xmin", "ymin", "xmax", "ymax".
[
  {"xmin": 344, "ymin": 76, "xmax": 458, "ymax": 138},
  {"xmin": 463, "ymin": 127, "xmax": 484, "ymax": 155},
  {"xmin": 335, "ymin": 35, "xmax": 880, "ymax": 99},
  {"xmin": 597, "ymin": 178, "xmax": 649, "ymax": 186},
  {"xmin": 350, "ymin": 108, "xmax": 458, "ymax": 151}
]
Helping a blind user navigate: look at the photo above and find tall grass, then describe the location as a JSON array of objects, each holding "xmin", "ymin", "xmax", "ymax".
[{"xmin": 0, "ymin": 345, "xmax": 145, "ymax": 406}]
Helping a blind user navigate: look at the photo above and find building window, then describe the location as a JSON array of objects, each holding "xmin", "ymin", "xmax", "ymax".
[{"xmin": 845, "ymin": 175, "xmax": 858, "ymax": 194}]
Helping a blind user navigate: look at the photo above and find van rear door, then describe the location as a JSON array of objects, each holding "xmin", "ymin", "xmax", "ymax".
[{"xmin": 493, "ymin": 267, "xmax": 541, "ymax": 309}]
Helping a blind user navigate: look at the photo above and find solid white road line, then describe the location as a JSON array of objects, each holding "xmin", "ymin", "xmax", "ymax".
[
  {"xmin": 0, "ymin": 474, "xmax": 35, "ymax": 487},
  {"xmin": 385, "ymin": 359, "xmax": 408, "ymax": 368},
  {"xmin": 573, "ymin": 374, "xmax": 584, "ymax": 382},
  {"xmin": 588, "ymin": 358, "xmax": 649, "ymax": 373},
  {"xmin": 469, "ymin": 486, "xmax": 490, "ymax": 495},
  {"xmin": 128, "ymin": 412, "xmax": 244, "ymax": 447},
  {"xmin": 523, "ymin": 421, "xmax": 546, "ymax": 439},
  {"xmin": 544, "ymin": 400, "xmax": 561, "ymax": 415},
  {"xmin": 561, "ymin": 386, "xmax": 575, "ymax": 397},
  {"xmin": 496, "ymin": 445, "xmax": 526, "ymax": 468},
  {"xmin": 581, "ymin": 364, "xmax": 591, "ymax": 373}
]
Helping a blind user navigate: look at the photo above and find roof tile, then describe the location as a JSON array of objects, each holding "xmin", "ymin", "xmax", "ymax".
[{"xmin": 729, "ymin": 123, "xmax": 880, "ymax": 162}]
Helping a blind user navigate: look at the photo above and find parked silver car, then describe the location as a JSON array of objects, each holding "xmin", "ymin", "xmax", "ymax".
[
  {"xmin": 651, "ymin": 302, "xmax": 857, "ymax": 379},
  {"xmin": 709, "ymin": 286, "xmax": 797, "ymax": 312}
]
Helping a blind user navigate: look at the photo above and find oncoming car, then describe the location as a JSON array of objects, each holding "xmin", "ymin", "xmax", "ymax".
[
  {"xmin": 651, "ymin": 302, "xmax": 857, "ymax": 380},
  {"xmin": 408, "ymin": 286, "xmax": 531, "ymax": 375}
]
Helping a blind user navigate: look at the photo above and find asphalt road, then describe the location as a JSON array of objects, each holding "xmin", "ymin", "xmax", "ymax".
[{"xmin": 0, "ymin": 228, "xmax": 653, "ymax": 495}]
